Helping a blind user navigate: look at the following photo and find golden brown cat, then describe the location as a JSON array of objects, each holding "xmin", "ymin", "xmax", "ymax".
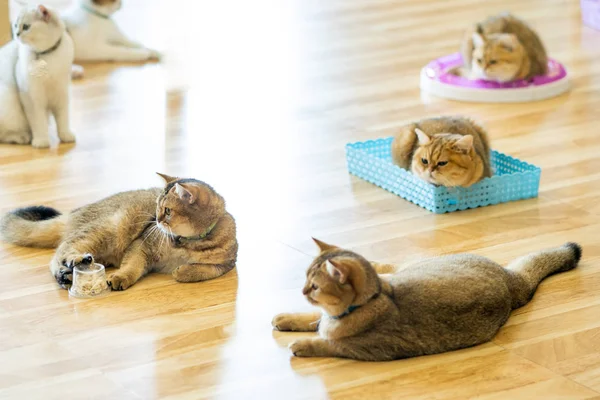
[
  {"xmin": 272, "ymin": 239, "xmax": 582, "ymax": 361},
  {"xmin": 391, "ymin": 116, "xmax": 491, "ymax": 187},
  {"xmin": 0, "ymin": 173, "xmax": 238, "ymax": 290},
  {"xmin": 461, "ymin": 13, "xmax": 548, "ymax": 82}
]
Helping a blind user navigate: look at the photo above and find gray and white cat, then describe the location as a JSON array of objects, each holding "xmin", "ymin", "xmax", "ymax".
[{"xmin": 0, "ymin": 5, "xmax": 75, "ymax": 148}]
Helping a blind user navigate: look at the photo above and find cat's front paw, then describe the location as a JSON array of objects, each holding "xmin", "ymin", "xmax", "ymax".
[
  {"xmin": 71, "ymin": 64, "xmax": 84, "ymax": 80},
  {"xmin": 3, "ymin": 132, "xmax": 31, "ymax": 145},
  {"xmin": 55, "ymin": 264, "xmax": 73, "ymax": 289},
  {"xmin": 54, "ymin": 254, "xmax": 94, "ymax": 289},
  {"xmin": 272, "ymin": 313, "xmax": 301, "ymax": 331},
  {"xmin": 31, "ymin": 137, "xmax": 50, "ymax": 148},
  {"xmin": 65, "ymin": 253, "xmax": 94, "ymax": 269},
  {"xmin": 107, "ymin": 273, "xmax": 133, "ymax": 291},
  {"xmin": 289, "ymin": 339, "xmax": 317, "ymax": 357},
  {"xmin": 148, "ymin": 49, "xmax": 162, "ymax": 61},
  {"xmin": 59, "ymin": 131, "xmax": 76, "ymax": 143}
]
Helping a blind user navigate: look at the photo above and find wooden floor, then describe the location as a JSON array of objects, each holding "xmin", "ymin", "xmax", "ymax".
[{"xmin": 1, "ymin": 0, "xmax": 600, "ymax": 398}]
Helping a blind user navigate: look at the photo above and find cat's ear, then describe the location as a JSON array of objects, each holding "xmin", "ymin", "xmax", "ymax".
[
  {"xmin": 193, "ymin": 186, "xmax": 212, "ymax": 206},
  {"xmin": 38, "ymin": 5, "xmax": 51, "ymax": 22},
  {"xmin": 454, "ymin": 135, "xmax": 474, "ymax": 152},
  {"xmin": 325, "ymin": 259, "xmax": 348, "ymax": 284},
  {"xmin": 312, "ymin": 238, "xmax": 338, "ymax": 252},
  {"xmin": 414, "ymin": 128, "xmax": 431, "ymax": 145},
  {"xmin": 498, "ymin": 34, "xmax": 519, "ymax": 52},
  {"xmin": 174, "ymin": 183, "xmax": 195, "ymax": 204},
  {"xmin": 156, "ymin": 172, "xmax": 178, "ymax": 184},
  {"xmin": 472, "ymin": 32, "xmax": 485, "ymax": 48}
]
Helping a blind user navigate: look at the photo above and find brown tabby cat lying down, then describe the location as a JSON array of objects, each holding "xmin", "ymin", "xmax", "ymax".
[
  {"xmin": 461, "ymin": 13, "xmax": 548, "ymax": 82},
  {"xmin": 272, "ymin": 239, "xmax": 581, "ymax": 361},
  {"xmin": 391, "ymin": 116, "xmax": 491, "ymax": 187},
  {"xmin": 0, "ymin": 173, "xmax": 238, "ymax": 290}
]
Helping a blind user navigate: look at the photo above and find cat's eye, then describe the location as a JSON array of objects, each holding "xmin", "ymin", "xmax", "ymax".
[
  {"xmin": 489, "ymin": 60, "xmax": 497, "ymax": 65},
  {"xmin": 437, "ymin": 161, "xmax": 448, "ymax": 166},
  {"xmin": 22, "ymin": 24, "xmax": 30, "ymax": 31},
  {"xmin": 311, "ymin": 284, "xmax": 318, "ymax": 290},
  {"xmin": 421, "ymin": 158, "xmax": 429, "ymax": 165},
  {"xmin": 477, "ymin": 58, "xmax": 483, "ymax": 63},
  {"xmin": 164, "ymin": 207, "xmax": 171, "ymax": 216}
]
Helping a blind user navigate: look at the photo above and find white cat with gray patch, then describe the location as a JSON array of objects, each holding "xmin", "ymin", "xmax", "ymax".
[
  {"xmin": 0, "ymin": 5, "xmax": 75, "ymax": 148},
  {"xmin": 63, "ymin": 0, "xmax": 160, "ymax": 63}
]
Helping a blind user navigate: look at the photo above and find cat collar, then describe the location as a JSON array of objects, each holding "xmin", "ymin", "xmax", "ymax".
[
  {"xmin": 36, "ymin": 36, "xmax": 62, "ymax": 57},
  {"xmin": 173, "ymin": 220, "xmax": 218, "ymax": 245},
  {"xmin": 81, "ymin": 5, "xmax": 110, "ymax": 19},
  {"xmin": 330, "ymin": 292, "xmax": 380, "ymax": 320}
]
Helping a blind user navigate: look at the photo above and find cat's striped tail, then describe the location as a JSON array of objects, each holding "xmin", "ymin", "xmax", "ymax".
[
  {"xmin": 506, "ymin": 242, "xmax": 582, "ymax": 309},
  {"xmin": 0, "ymin": 206, "xmax": 66, "ymax": 248}
]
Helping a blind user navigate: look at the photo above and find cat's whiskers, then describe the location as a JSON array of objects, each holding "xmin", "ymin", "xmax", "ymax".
[{"xmin": 140, "ymin": 224, "xmax": 160, "ymax": 247}]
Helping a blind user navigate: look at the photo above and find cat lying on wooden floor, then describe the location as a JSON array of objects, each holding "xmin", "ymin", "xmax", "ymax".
[
  {"xmin": 273, "ymin": 239, "xmax": 581, "ymax": 361},
  {"xmin": 63, "ymin": 0, "xmax": 161, "ymax": 78},
  {"xmin": 0, "ymin": 173, "xmax": 237, "ymax": 291}
]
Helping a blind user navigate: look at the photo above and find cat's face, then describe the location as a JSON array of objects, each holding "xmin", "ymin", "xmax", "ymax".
[
  {"xmin": 83, "ymin": 0, "xmax": 122, "ymax": 15},
  {"xmin": 411, "ymin": 129, "xmax": 477, "ymax": 187},
  {"xmin": 155, "ymin": 174, "xmax": 225, "ymax": 238},
  {"xmin": 302, "ymin": 240, "xmax": 372, "ymax": 317},
  {"xmin": 14, "ymin": 6, "xmax": 62, "ymax": 50},
  {"xmin": 471, "ymin": 32, "xmax": 526, "ymax": 82}
]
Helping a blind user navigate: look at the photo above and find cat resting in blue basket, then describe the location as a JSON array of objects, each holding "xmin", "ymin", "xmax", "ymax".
[{"xmin": 391, "ymin": 116, "xmax": 492, "ymax": 187}]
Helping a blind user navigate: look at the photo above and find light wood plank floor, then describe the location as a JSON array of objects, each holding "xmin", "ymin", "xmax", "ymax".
[{"xmin": 1, "ymin": 0, "xmax": 600, "ymax": 399}]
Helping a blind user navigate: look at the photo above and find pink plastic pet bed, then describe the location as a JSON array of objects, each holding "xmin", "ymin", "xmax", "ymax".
[{"xmin": 420, "ymin": 53, "xmax": 570, "ymax": 103}]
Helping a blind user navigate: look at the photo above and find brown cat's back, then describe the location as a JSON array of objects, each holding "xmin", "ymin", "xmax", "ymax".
[
  {"xmin": 391, "ymin": 122, "xmax": 418, "ymax": 169},
  {"xmin": 462, "ymin": 13, "xmax": 548, "ymax": 79},
  {"xmin": 274, "ymin": 241, "xmax": 582, "ymax": 361}
]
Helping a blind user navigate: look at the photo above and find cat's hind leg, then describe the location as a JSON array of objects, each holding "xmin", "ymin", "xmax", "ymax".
[
  {"xmin": 95, "ymin": 44, "xmax": 159, "ymax": 62},
  {"xmin": 0, "ymin": 131, "xmax": 32, "ymax": 145},
  {"xmin": 172, "ymin": 262, "xmax": 235, "ymax": 283},
  {"xmin": 71, "ymin": 64, "xmax": 84, "ymax": 80}
]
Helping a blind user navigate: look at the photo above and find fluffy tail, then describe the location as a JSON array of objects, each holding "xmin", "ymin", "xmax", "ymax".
[
  {"xmin": 0, "ymin": 206, "xmax": 66, "ymax": 248},
  {"xmin": 506, "ymin": 243, "xmax": 581, "ymax": 309}
]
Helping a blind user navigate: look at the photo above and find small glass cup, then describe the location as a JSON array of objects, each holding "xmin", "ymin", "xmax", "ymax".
[{"xmin": 68, "ymin": 263, "xmax": 110, "ymax": 299}]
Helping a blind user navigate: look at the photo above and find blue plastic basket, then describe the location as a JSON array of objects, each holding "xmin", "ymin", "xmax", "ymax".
[{"xmin": 346, "ymin": 137, "xmax": 541, "ymax": 214}]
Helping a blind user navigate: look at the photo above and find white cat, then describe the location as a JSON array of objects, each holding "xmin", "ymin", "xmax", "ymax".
[
  {"xmin": 63, "ymin": 0, "xmax": 161, "ymax": 63},
  {"xmin": 0, "ymin": 5, "xmax": 75, "ymax": 148}
]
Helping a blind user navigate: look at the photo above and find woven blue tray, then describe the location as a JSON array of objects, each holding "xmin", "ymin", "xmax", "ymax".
[{"xmin": 346, "ymin": 137, "xmax": 541, "ymax": 214}]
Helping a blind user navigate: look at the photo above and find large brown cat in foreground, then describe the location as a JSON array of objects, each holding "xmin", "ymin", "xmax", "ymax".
[
  {"xmin": 0, "ymin": 173, "xmax": 237, "ymax": 290},
  {"xmin": 272, "ymin": 239, "xmax": 581, "ymax": 361},
  {"xmin": 391, "ymin": 116, "xmax": 491, "ymax": 187},
  {"xmin": 461, "ymin": 13, "xmax": 548, "ymax": 82}
]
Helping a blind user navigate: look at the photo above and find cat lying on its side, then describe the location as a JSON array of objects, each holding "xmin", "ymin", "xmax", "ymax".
[
  {"xmin": 0, "ymin": 174, "xmax": 238, "ymax": 291},
  {"xmin": 273, "ymin": 239, "xmax": 581, "ymax": 361},
  {"xmin": 63, "ymin": 0, "xmax": 161, "ymax": 78}
]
